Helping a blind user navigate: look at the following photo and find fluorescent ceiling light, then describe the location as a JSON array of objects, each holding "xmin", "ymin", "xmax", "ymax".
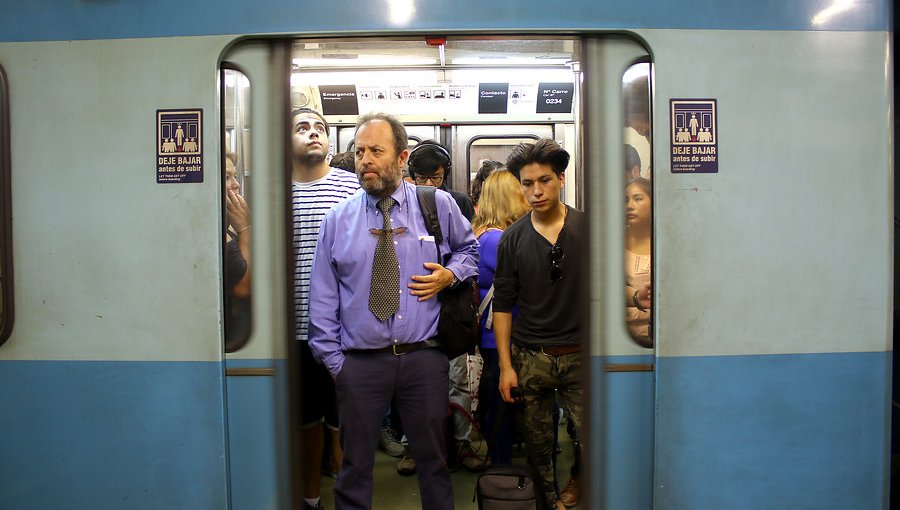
[
  {"xmin": 450, "ymin": 68, "xmax": 575, "ymax": 82},
  {"xmin": 293, "ymin": 55, "xmax": 435, "ymax": 67},
  {"xmin": 292, "ymin": 71, "xmax": 439, "ymax": 86},
  {"xmin": 450, "ymin": 56, "xmax": 570, "ymax": 66}
]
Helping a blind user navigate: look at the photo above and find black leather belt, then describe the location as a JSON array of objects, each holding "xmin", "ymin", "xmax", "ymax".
[{"xmin": 353, "ymin": 339, "xmax": 440, "ymax": 356}]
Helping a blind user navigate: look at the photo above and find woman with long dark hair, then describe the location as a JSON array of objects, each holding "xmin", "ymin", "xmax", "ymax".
[{"xmin": 625, "ymin": 177, "xmax": 652, "ymax": 348}]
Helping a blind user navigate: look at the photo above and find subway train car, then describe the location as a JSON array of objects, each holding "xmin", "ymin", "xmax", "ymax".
[{"xmin": 0, "ymin": 2, "xmax": 893, "ymax": 509}]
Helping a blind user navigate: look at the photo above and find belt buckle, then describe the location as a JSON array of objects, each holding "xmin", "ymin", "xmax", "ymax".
[
  {"xmin": 392, "ymin": 344, "xmax": 405, "ymax": 356},
  {"xmin": 539, "ymin": 346, "xmax": 551, "ymax": 357}
]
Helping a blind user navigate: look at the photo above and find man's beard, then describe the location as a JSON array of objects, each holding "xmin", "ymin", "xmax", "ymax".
[{"xmin": 358, "ymin": 166, "xmax": 401, "ymax": 197}]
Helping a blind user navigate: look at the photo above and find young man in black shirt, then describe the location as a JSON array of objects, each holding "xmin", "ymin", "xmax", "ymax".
[{"xmin": 493, "ymin": 139, "xmax": 584, "ymax": 510}]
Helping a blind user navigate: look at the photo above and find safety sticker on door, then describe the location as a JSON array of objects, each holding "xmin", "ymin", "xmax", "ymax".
[
  {"xmin": 157, "ymin": 109, "xmax": 203, "ymax": 183},
  {"xmin": 670, "ymin": 99, "xmax": 717, "ymax": 174}
]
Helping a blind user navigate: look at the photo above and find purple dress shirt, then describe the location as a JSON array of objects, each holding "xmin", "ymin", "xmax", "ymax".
[{"xmin": 308, "ymin": 181, "xmax": 478, "ymax": 376}]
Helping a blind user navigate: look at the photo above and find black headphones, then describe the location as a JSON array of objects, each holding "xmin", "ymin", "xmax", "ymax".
[{"xmin": 408, "ymin": 141, "xmax": 452, "ymax": 177}]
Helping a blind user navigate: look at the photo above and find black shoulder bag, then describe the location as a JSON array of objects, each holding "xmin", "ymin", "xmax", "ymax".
[{"xmin": 415, "ymin": 186, "xmax": 479, "ymax": 359}]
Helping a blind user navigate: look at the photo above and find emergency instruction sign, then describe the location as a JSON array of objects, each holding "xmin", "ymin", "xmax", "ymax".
[
  {"xmin": 670, "ymin": 99, "xmax": 718, "ymax": 174},
  {"xmin": 320, "ymin": 85, "xmax": 359, "ymax": 116},
  {"xmin": 157, "ymin": 109, "xmax": 203, "ymax": 183}
]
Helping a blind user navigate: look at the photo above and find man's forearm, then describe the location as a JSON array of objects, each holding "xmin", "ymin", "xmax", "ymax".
[{"xmin": 493, "ymin": 311, "xmax": 514, "ymax": 370}]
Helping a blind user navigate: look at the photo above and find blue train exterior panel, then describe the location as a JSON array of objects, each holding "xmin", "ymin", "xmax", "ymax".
[
  {"xmin": 655, "ymin": 352, "xmax": 890, "ymax": 509},
  {"xmin": 0, "ymin": 360, "xmax": 229, "ymax": 510}
]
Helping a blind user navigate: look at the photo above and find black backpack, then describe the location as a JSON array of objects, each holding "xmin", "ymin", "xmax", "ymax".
[{"xmin": 415, "ymin": 186, "xmax": 479, "ymax": 359}]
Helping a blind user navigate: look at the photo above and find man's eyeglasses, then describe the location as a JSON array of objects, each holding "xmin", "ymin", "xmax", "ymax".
[
  {"xmin": 414, "ymin": 174, "xmax": 444, "ymax": 186},
  {"xmin": 550, "ymin": 243, "xmax": 565, "ymax": 282}
]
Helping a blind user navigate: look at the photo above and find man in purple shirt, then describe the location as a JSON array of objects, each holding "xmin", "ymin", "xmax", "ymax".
[{"xmin": 308, "ymin": 112, "xmax": 478, "ymax": 510}]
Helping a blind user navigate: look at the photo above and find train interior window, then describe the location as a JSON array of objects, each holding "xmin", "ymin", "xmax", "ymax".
[
  {"xmin": 465, "ymin": 135, "xmax": 538, "ymax": 203},
  {"xmin": 0, "ymin": 64, "xmax": 11, "ymax": 346},
  {"xmin": 623, "ymin": 62, "xmax": 653, "ymax": 349},
  {"xmin": 467, "ymin": 137, "xmax": 536, "ymax": 178},
  {"xmin": 223, "ymin": 68, "xmax": 252, "ymax": 353}
]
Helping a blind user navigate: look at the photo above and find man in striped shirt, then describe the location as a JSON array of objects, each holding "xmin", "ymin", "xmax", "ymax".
[{"xmin": 291, "ymin": 107, "xmax": 360, "ymax": 510}]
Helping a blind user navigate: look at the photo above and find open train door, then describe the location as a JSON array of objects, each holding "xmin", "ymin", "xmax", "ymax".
[{"xmin": 218, "ymin": 34, "xmax": 655, "ymax": 510}]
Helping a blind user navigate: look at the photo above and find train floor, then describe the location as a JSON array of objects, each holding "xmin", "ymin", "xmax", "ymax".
[{"xmin": 317, "ymin": 419, "xmax": 580, "ymax": 509}]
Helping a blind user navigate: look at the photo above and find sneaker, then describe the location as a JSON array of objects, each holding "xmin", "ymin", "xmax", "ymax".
[
  {"xmin": 379, "ymin": 427, "xmax": 405, "ymax": 457},
  {"xmin": 456, "ymin": 441, "xmax": 489, "ymax": 472},
  {"xmin": 303, "ymin": 501, "xmax": 323, "ymax": 510},
  {"xmin": 558, "ymin": 477, "xmax": 580, "ymax": 508},
  {"xmin": 396, "ymin": 449, "xmax": 416, "ymax": 476}
]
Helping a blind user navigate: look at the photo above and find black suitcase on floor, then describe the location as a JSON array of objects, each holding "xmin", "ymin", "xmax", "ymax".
[{"xmin": 474, "ymin": 464, "xmax": 538, "ymax": 510}]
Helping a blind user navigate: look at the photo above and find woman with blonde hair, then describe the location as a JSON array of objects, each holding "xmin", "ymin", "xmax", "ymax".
[
  {"xmin": 471, "ymin": 170, "xmax": 531, "ymax": 236},
  {"xmin": 472, "ymin": 170, "xmax": 531, "ymax": 466}
]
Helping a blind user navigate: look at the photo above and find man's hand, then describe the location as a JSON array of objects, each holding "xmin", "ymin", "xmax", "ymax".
[
  {"xmin": 499, "ymin": 367, "xmax": 520, "ymax": 403},
  {"xmin": 408, "ymin": 262, "xmax": 456, "ymax": 301}
]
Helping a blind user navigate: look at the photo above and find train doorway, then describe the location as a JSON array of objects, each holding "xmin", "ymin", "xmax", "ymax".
[{"xmin": 220, "ymin": 34, "xmax": 654, "ymax": 510}]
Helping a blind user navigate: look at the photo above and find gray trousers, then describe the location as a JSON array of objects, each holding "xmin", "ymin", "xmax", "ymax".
[
  {"xmin": 448, "ymin": 353, "xmax": 474, "ymax": 442},
  {"xmin": 333, "ymin": 347, "xmax": 453, "ymax": 510}
]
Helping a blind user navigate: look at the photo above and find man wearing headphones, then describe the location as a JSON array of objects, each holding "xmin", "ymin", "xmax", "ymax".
[
  {"xmin": 399, "ymin": 140, "xmax": 483, "ymax": 475},
  {"xmin": 407, "ymin": 141, "xmax": 475, "ymax": 222}
]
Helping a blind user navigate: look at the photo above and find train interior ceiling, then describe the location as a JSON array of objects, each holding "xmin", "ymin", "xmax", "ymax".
[{"xmin": 223, "ymin": 37, "xmax": 648, "ymax": 211}]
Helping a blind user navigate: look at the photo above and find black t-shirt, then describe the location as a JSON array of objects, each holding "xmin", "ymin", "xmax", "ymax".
[
  {"xmin": 493, "ymin": 206, "xmax": 585, "ymax": 347},
  {"xmin": 225, "ymin": 234, "xmax": 248, "ymax": 289},
  {"xmin": 224, "ymin": 232, "xmax": 251, "ymax": 352},
  {"xmin": 446, "ymin": 188, "xmax": 475, "ymax": 222}
]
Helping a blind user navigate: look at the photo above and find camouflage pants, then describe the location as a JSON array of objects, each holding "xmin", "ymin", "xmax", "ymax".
[{"xmin": 511, "ymin": 343, "xmax": 583, "ymax": 509}]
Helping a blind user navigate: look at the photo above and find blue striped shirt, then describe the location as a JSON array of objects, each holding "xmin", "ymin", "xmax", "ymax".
[{"xmin": 293, "ymin": 168, "xmax": 361, "ymax": 342}]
